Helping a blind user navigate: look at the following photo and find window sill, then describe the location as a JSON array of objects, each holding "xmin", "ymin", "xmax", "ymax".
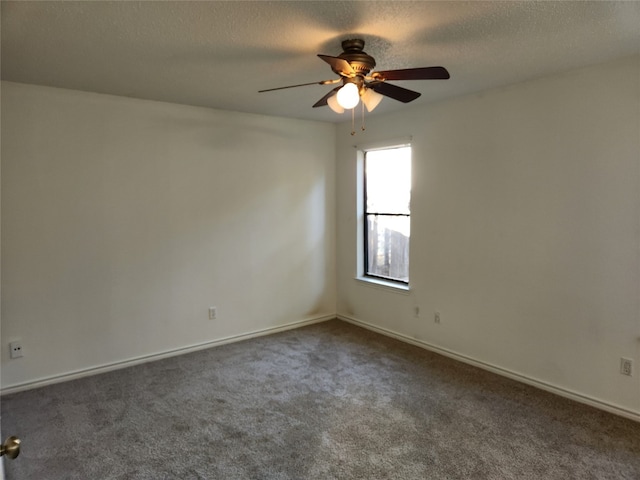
[{"xmin": 355, "ymin": 276, "xmax": 411, "ymax": 295}]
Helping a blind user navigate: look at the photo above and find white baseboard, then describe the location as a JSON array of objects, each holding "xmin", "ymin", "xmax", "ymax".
[
  {"xmin": 338, "ymin": 314, "xmax": 640, "ymax": 423},
  {"xmin": 5, "ymin": 313, "xmax": 638, "ymax": 423},
  {"xmin": 1, "ymin": 314, "xmax": 335, "ymax": 396}
]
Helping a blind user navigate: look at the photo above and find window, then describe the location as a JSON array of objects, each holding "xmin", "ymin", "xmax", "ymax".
[{"xmin": 363, "ymin": 145, "xmax": 411, "ymax": 284}]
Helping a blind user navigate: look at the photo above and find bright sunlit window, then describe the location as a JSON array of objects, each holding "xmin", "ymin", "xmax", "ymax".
[{"xmin": 364, "ymin": 145, "xmax": 411, "ymax": 284}]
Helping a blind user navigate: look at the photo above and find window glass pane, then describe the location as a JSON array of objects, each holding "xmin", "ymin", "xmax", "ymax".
[
  {"xmin": 366, "ymin": 147, "xmax": 411, "ymax": 214},
  {"xmin": 366, "ymin": 214, "xmax": 410, "ymax": 282}
]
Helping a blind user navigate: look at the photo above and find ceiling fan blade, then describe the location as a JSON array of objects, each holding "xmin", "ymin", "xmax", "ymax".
[
  {"xmin": 312, "ymin": 87, "xmax": 341, "ymax": 108},
  {"xmin": 317, "ymin": 55, "xmax": 355, "ymax": 77},
  {"xmin": 258, "ymin": 79, "xmax": 338, "ymax": 93},
  {"xmin": 373, "ymin": 66, "xmax": 450, "ymax": 81},
  {"xmin": 369, "ymin": 82, "xmax": 421, "ymax": 103}
]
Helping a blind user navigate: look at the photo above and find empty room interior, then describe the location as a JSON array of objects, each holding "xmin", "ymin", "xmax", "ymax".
[{"xmin": 1, "ymin": 1, "xmax": 640, "ymax": 478}]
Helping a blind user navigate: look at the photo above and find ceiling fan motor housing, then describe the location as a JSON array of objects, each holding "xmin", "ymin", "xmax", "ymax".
[{"xmin": 339, "ymin": 39, "xmax": 376, "ymax": 76}]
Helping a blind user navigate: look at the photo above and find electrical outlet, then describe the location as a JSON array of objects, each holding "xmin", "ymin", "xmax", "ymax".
[
  {"xmin": 9, "ymin": 341, "xmax": 23, "ymax": 359},
  {"xmin": 208, "ymin": 306, "xmax": 217, "ymax": 320},
  {"xmin": 434, "ymin": 311, "xmax": 441, "ymax": 324},
  {"xmin": 620, "ymin": 358, "xmax": 633, "ymax": 376}
]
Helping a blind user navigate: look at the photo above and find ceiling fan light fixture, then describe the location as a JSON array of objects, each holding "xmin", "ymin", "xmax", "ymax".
[
  {"xmin": 259, "ymin": 38, "xmax": 450, "ymax": 128},
  {"xmin": 327, "ymin": 94, "xmax": 345, "ymax": 114},
  {"xmin": 336, "ymin": 82, "xmax": 359, "ymax": 109},
  {"xmin": 361, "ymin": 88, "xmax": 384, "ymax": 112}
]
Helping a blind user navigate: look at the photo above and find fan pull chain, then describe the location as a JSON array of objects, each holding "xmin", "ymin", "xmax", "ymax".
[
  {"xmin": 361, "ymin": 101, "xmax": 366, "ymax": 131},
  {"xmin": 351, "ymin": 108, "xmax": 356, "ymax": 136}
]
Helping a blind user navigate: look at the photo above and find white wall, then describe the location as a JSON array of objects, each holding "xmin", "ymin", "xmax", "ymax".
[
  {"xmin": 336, "ymin": 55, "xmax": 640, "ymax": 417},
  {"xmin": 1, "ymin": 82, "xmax": 336, "ymax": 389}
]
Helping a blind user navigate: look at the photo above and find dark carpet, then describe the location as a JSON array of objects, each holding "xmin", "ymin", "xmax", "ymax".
[{"xmin": 2, "ymin": 319, "xmax": 639, "ymax": 479}]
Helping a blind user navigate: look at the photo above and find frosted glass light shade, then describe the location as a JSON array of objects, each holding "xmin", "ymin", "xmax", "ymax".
[
  {"xmin": 327, "ymin": 94, "xmax": 345, "ymax": 114},
  {"xmin": 362, "ymin": 88, "xmax": 384, "ymax": 112},
  {"xmin": 336, "ymin": 83, "xmax": 360, "ymax": 109}
]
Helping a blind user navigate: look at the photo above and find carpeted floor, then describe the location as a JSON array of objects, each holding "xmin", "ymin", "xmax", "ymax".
[{"xmin": 2, "ymin": 319, "xmax": 639, "ymax": 479}]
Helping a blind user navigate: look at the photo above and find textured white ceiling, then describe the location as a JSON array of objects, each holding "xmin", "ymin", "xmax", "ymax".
[{"xmin": 2, "ymin": 1, "xmax": 639, "ymax": 123}]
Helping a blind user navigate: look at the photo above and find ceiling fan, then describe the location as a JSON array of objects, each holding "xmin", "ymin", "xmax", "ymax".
[{"xmin": 259, "ymin": 39, "xmax": 450, "ymax": 114}]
